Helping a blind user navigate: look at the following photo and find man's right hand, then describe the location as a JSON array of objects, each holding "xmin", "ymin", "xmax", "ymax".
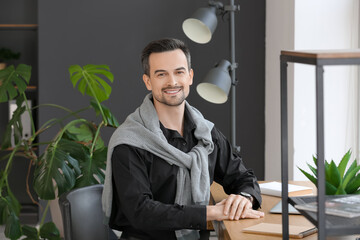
[{"xmin": 206, "ymin": 197, "xmax": 264, "ymax": 221}]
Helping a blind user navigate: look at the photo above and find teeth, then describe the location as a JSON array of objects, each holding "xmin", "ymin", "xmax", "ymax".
[{"xmin": 165, "ymin": 89, "xmax": 180, "ymax": 93}]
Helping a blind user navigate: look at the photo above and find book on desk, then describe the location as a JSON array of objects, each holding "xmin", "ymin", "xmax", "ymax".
[
  {"xmin": 243, "ymin": 223, "xmax": 317, "ymax": 239},
  {"xmin": 259, "ymin": 181, "xmax": 313, "ymax": 197}
]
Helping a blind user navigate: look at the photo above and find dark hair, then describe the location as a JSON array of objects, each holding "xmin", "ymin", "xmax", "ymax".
[{"xmin": 141, "ymin": 38, "xmax": 191, "ymax": 76}]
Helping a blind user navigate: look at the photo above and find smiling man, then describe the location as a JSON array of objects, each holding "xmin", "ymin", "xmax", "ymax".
[{"xmin": 102, "ymin": 38, "xmax": 264, "ymax": 240}]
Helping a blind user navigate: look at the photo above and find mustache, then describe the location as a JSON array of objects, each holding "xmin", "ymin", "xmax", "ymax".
[{"xmin": 162, "ymin": 86, "xmax": 183, "ymax": 91}]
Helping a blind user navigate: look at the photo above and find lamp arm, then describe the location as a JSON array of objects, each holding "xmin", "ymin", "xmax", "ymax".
[{"xmin": 229, "ymin": 0, "xmax": 241, "ymax": 153}]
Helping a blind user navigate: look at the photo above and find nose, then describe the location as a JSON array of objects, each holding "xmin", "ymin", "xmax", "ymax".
[{"xmin": 167, "ymin": 73, "xmax": 177, "ymax": 86}]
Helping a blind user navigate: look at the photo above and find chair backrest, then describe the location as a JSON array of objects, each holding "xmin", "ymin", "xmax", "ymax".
[{"xmin": 59, "ymin": 184, "xmax": 109, "ymax": 240}]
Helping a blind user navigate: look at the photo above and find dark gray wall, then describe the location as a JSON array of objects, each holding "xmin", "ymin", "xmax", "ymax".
[{"xmin": 38, "ymin": 0, "xmax": 265, "ymax": 179}]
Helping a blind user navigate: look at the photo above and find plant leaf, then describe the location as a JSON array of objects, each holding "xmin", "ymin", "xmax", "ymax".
[
  {"xmin": 0, "ymin": 64, "xmax": 31, "ymax": 102},
  {"xmin": 1, "ymin": 95, "xmax": 26, "ymax": 149},
  {"xmin": 69, "ymin": 64, "xmax": 113, "ymax": 103},
  {"xmin": 64, "ymin": 122, "xmax": 104, "ymax": 150},
  {"xmin": 328, "ymin": 160, "xmax": 341, "ymax": 187},
  {"xmin": 343, "ymin": 159, "xmax": 357, "ymax": 180},
  {"xmin": 345, "ymin": 174, "xmax": 360, "ymax": 194},
  {"xmin": 342, "ymin": 165, "xmax": 360, "ymax": 189},
  {"xmin": 298, "ymin": 167, "xmax": 317, "ymax": 185},
  {"xmin": 325, "ymin": 182, "xmax": 338, "ymax": 195},
  {"xmin": 335, "ymin": 186, "xmax": 347, "ymax": 195},
  {"xmin": 5, "ymin": 211, "xmax": 22, "ymax": 240},
  {"xmin": 40, "ymin": 222, "xmax": 61, "ymax": 240},
  {"xmin": 338, "ymin": 149, "xmax": 352, "ymax": 178},
  {"xmin": 22, "ymin": 225, "xmax": 39, "ymax": 240},
  {"xmin": 306, "ymin": 163, "xmax": 317, "ymax": 177},
  {"xmin": 90, "ymin": 99, "xmax": 119, "ymax": 128},
  {"xmin": 75, "ymin": 147, "xmax": 107, "ymax": 188},
  {"xmin": 33, "ymin": 145, "xmax": 80, "ymax": 200}
]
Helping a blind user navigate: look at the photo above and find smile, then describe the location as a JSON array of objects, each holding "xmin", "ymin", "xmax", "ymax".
[{"xmin": 163, "ymin": 88, "xmax": 182, "ymax": 95}]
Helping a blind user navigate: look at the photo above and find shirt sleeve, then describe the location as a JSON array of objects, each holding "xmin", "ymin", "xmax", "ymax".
[
  {"xmin": 211, "ymin": 127, "xmax": 262, "ymax": 209},
  {"xmin": 110, "ymin": 144, "xmax": 207, "ymax": 231}
]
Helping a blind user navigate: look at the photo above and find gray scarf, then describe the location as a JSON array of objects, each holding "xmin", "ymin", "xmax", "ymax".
[{"xmin": 102, "ymin": 93, "xmax": 214, "ymax": 239}]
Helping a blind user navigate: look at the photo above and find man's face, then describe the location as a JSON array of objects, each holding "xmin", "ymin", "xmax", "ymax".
[{"xmin": 143, "ymin": 49, "xmax": 193, "ymax": 107}]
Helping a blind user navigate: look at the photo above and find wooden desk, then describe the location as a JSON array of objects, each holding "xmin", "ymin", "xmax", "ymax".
[{"xmin": 210, "ymin": 181, "xmax": 317, "ymax": 240}]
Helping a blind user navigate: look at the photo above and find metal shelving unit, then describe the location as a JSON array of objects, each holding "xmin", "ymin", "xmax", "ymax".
[{"xmin": 280, "ymin": 49, "xmax": 360, "ymax": 240}]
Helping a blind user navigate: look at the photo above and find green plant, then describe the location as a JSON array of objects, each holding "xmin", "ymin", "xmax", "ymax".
[
  {"xmin": 0, "ymin": 63, "xmax": 119, "ymax": 239},
  {"xmin": 0, "ymin": 48, "xmax": 21, "ymax": 62},
  {"xmin": 298, "ymin": 149, "xmax": 360, "ymax": 195}
]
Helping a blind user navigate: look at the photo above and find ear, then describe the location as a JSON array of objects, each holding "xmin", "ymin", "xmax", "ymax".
[
  {"xmin": 143, "ymin": 74, "xmax": 152, "ymax": 90},
  {"xmin": 189, "ymin": 69, "xmax": 194, "ymax": 86}
]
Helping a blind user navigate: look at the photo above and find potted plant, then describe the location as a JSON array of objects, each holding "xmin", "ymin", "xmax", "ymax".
[
  {"xmin": 0, "ymin": 63, "xmax": 119, "ymax": 239},
  {"xmin": 298, "ymin": 149, "xmax": 360, "ymax": 195},
  {"xmin": 0, "ymin": 48, "xmax": 21, "ymax": 70}
]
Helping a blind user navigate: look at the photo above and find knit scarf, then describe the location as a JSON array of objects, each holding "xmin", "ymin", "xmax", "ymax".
[{"xmin": 102, "ymin": 93, "xmax": 214, "ymax": 239}]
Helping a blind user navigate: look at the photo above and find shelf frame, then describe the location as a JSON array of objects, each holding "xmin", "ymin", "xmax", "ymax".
[{"xmin": 280, "ymin": 49, "xmax": 360, "ymax": 240}]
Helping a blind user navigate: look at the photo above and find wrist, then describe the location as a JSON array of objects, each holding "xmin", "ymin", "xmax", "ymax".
[{"xmin": 240, "ymin": 192, "xmax": 254, "ymax": 204}]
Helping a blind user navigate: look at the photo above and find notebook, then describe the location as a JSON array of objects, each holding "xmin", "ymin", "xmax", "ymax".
[{"xmin": 243, "ymin": 223, "xmax": 317, "ymax": 239}]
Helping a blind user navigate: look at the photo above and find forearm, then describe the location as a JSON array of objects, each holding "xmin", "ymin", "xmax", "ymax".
[{"xmin": 123, "ymin": 198, "xmax": 207, "ymax": 231}]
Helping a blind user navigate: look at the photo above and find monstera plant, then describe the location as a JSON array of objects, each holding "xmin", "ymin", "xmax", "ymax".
[
  {"xmin": 298, "ymin": 149, "xmax": 360, "ymax": 195},
  {"xmin": 0, "ymin": 63, "xmax": 119, "ymax": 239}
]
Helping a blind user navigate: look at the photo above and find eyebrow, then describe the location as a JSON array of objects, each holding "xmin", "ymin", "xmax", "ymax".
[{"xmin": 153, "ymin": 67, "xmax": 187, "ymax": 75}]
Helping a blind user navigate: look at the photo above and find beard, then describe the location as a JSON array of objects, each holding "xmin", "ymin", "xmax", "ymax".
[{"xmin": 153, "ymin": 86, "xmax": 188, "ymax": 106}]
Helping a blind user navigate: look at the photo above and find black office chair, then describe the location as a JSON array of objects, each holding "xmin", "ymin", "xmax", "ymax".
[{"xmin": 59, "ymin": 184, "xmax": 117, "ymax": 240}]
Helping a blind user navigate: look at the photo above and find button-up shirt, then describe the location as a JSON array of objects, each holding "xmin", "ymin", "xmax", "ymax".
[{"xmin": 109, "ymin": 108, "xmax": 261, "ymax": 239}]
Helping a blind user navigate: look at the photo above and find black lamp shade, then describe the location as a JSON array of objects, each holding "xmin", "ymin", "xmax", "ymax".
[
  {"xmin": 196, "ymin": 60, "xmax": 232, "ymax": 104},
  {"xmin": 182, "ymin": 6, "xmax": 217, "ymax": 44}
]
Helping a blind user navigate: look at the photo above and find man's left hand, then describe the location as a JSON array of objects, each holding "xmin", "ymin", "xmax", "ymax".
[{"xmin": 219, "ymin": 194, "xmax": 264, "ymax": 220}]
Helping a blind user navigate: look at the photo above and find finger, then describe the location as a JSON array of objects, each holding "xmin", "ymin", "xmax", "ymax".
[
  {"xmin": 223, "ymin": 194, "xmax": 236, "ymax": 215},
  {"xmin": 216, "ymin": 199, "xmax": 226, "ymax": 206},
  {"xmin": 229, "ymin": 197, "xmax": 243, "ymax": 220},
  {"xmin": 242, "ymin": 209, "xmax": 265, "ymax": 219},
  {"xmin": 235, "ymin": 200, "xmax": 252, "ymax": 220}
]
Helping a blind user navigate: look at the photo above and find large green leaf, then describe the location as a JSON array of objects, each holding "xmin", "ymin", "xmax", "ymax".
[
  {"xmin": 22, "ymin": 225, "xmax": 39, "ymax": 240},
  {"xmin": 328, "ymin": 160, "xmax": 341, "ymax": 187},
  {"xmin": 63, "ymin": 122, "xmax": 104, "ymax": 150},
  {"xmin": 69, "ymin": 64, "xmax": 114, "ymax": 103},
  {"xmin": 298, "ymin": 167, "xmax": 317, "ymax": 185},
  {"xmin": 343, "ymin": 160, "xmax": 358, "ymax": 183},
  {"xmin": 1, "ymin": 95, "xmax": 26, "ymax": 149},
  {"xmin": 345, "ymin": 174, "xmax": 360, "ymax": 193},
  {"xmin": 5, "ymin": 211, "xmax": 22, "ymax": 239},
  {"xmin": 40, "ymin": 222, "xmax": 61, "ymax": 240},
  {"xmin": 0, "ymin": 194, "xmax": 21, "ymax": 228},
  {"xmin": 90, "ymin": 99, "xmax": 119, "ymax": 128},
  {"xmin": 342, "ymin": 165, "xmax": 360, "ymax": 189},
  {"xmin": 33, "ymin": 145, "xmax": 80, "ymax": 200},
  {"xmin": 75, "ymin": 147, "xmax": 107, "ymax": 188},
  {"xmin": 0, "ymin": 64, "xmax": 31, "ymax": 102},
  {"xmin": 306, "ymin": 163, "xmax": 317, "ymax": 177},
  {"xmin": 57, "ymin": 138, "xmax": 87, "ymax": 165},
  {"xmin": 338, "ymin": 149, "xmax": 351, "ymax": 178},
  {"xmin": 325, "ymin": 182, "xmax": 337, "ymax": 195}
]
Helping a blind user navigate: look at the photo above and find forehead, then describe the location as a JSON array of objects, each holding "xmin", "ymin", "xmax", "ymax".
[{"xmin": 148, "ymin": 49, "xmax": 188, "ymax": 73}]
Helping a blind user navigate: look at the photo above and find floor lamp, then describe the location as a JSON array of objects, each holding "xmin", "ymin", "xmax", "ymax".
[{"xmin": 182, "ymin": 0, "xmax": 241, "ymax": 153}]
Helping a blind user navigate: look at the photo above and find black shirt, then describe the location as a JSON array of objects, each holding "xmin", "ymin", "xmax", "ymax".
[{"xmin": 109, "ymin": 108, "xmax": 261, "ymax": 239}]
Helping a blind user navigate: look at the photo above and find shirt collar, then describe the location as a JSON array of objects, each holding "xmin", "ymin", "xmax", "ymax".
[{"xmin": 160, "ymin": 107, "xmax": 197, "ymax": 141}]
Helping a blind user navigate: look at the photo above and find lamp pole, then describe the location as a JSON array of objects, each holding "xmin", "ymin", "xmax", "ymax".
[{"xmin": 227, "ymin": 0, "xmax": 240, "ymax": 153}]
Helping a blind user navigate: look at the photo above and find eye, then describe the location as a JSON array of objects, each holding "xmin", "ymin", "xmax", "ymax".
[
  {"xmin": 176, "ymin": 71, "xmax": 185, "ymax": 75},
  {"xmin": 156, "ymin": 73, "xmax": 165, "ymax": 77}
]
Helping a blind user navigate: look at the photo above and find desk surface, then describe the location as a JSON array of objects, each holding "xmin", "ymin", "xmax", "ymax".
[{"xmin": 210, "ymin": 181, "xmax": 317, "ymax": 240}]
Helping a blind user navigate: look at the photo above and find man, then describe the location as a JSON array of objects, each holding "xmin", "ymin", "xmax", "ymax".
[{"xmin": 103, "ymin": 38, "xmax": 264, "ymax": 240}]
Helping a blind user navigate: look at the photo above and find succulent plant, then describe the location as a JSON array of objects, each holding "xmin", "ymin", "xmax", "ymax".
[{"xmin": 298, "ymin": 149, "xmax": 360, "ymax": 195}]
